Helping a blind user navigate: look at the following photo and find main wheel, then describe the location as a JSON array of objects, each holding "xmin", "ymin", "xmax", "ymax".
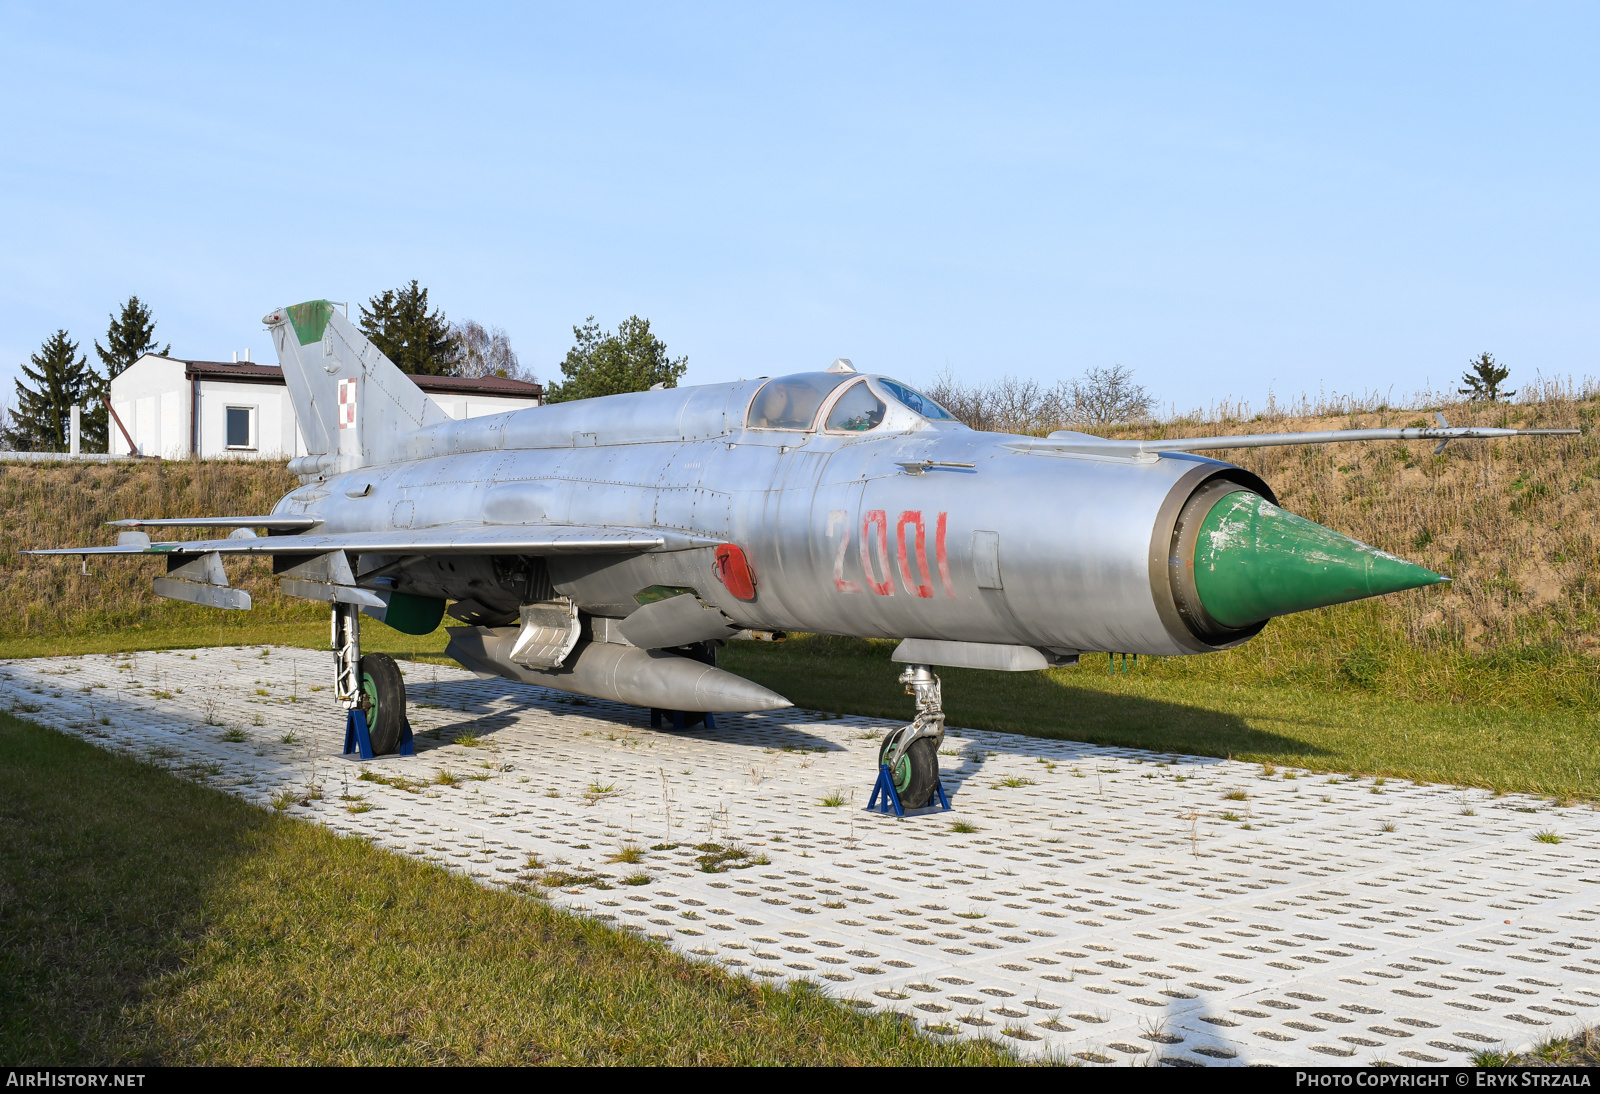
[
  {"xmin": 359, "ymin": 652, "xmax": 407, "ymax": 755},
  {"xmin": 879, "ymin": 732, "xmax": 939, "ymax": 809},
  {"xmin": 651, "ymin": 709, "xmax": 708, "ymax": 730}
]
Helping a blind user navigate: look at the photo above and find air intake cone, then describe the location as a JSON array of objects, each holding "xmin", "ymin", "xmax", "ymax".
[{"xmin": 1179, "ymin": 487, "xmax": 1445, "ymax": 632}]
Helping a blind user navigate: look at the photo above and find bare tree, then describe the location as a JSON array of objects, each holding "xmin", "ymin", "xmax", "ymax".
[
  {"xmin": 450, "ymin": 319, "xmax": 530, "ymax": 381},
  {"xmin": 926, "ymin": 369, "xmax": 988, "ymax": 430},
  {"xmin": 928, "ymin": 364, "xmax": 1154, "ymax": 434},
  {"xmin": 1068, "ymin": 364, "xmax": 1154, "ymax": 426}
]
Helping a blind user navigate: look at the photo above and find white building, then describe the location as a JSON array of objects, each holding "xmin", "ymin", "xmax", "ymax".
[{"xmin": 107, "ymin": 354, "xmax": 544, "ymax": 459}]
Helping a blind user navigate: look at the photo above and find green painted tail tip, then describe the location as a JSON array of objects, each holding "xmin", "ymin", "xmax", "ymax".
[
  {"xmin": 285, "ymin": 299, "xmax": 335, "ymax": 346},
  {"xmin": 1193, "ymin": 490, "xmax": 1446, "ymax": 630}
]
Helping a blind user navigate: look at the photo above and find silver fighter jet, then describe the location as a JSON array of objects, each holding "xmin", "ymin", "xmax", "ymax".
[{"xmin": 32, "ymin": 300, "xmax": 1576, "ymax": 807}]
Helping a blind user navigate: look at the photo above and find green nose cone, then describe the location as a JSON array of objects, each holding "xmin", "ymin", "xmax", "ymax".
[{"xmin": 1193, "ymin": 490, "xmax": 1446, "ymax": 629}]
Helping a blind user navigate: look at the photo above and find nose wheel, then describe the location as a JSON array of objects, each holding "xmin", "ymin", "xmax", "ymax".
[
  {"xmin": 879, "ymin": 731, "xmax": 939, "ymax": 808},
  {"xmin": 868, "ymin": 663, "xmax": 951, "ymax": 815}
]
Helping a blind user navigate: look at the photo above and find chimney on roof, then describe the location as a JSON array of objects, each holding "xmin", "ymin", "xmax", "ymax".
[
  {"xmin": 232, "ymin": 351, "xmax": 238, "ymax": 363},
  {"xmin": 243, "ymin": 348, "xmax": 250, "ymax": 362}
]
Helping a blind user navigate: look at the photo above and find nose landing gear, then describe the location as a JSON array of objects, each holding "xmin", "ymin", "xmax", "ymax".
[
  {"xmin": 334, "ymin": 602, "xmax": 414, "ymax": 759},
  {"xmin": 868, "ymin": 664, "xmax": 951, "ymax": 815}
]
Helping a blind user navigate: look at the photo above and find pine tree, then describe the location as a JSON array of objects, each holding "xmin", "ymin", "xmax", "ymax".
[
  {"xmin": 95, "ymin": 296, "xmax": 169, "ymax": 379},
  {"xmin": 88, "ymin": 296, "xmax": 169, "ymax": 453},
  {"xmin": 1459, "ymin": 352, "xmax": 1514, "ymax": 403},
  {"xmin": 4, "ymin": 331, "xmax": 101, "ymax": 452},
  {"xmin": 546, "ymin": 316, "xmax": 687, "ymax": 403},
  {"xmin": 359, "ymin": 281, "xmax": 459, "ymax": 375}
]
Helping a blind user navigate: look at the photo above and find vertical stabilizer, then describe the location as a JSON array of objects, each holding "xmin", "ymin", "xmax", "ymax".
[{"xmin": 264, "ymin": 300, "xmax": 447, "ymax": 468}]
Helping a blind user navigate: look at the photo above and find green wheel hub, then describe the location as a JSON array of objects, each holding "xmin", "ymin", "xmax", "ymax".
[
  {"xmin": 889, "ymin": 750, "xmax": 912, "ymax": 794},
  {"xmin": 878, "ymin": 733, "xmax": 939, "ymax": 809},
  {"xmin": 362, "ymin": 672, "xmax": 380, "ymax": 727}
]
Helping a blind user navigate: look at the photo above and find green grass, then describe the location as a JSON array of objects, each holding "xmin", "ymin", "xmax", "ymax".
[
  {"xmin": 0, "ymin": 713, "xmax": 1013, "ymax": 1065},
  {"xmin": 721, "ymin": 634, "xmax": 1600, "ymax": 800},
  {"xmin": 1472, "ymin": 1031, "xmax": 1600, "ymax": 1067}
]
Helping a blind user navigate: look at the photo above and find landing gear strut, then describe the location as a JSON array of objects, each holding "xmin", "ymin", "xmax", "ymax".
[
  {"xmin": 333, "ymin": 602, "xmax": 410, "ymax": 757},
  {"xmin": 874, "ymin": 664, "xmax": 947, "ymax": 810}
]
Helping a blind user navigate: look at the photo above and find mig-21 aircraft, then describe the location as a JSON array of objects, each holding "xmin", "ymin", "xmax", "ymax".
[{"xmin": 30, "ymin": 300, "xmax": 1576, "ymax": 808}]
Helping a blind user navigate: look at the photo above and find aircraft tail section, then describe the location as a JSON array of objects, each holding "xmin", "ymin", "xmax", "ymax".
[{"xmin": 264, "ymin": 300, "xmax": 447, "ymax": 469}]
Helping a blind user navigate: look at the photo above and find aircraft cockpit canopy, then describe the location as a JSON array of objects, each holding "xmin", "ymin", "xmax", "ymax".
[
  {"xmin": 824, "ymin": 381, "xmax": 885, "ymax": 432},
  {"xmin": 876, "ymin": 378, "xmax": 955, "ymax": 421},
  {"xmin": 745, "ymin": 372, "xmax": 954, "ymax": 432},
  {"xmin": 746, "ymin": 373, "xmax": 850, "ymax": 429}
]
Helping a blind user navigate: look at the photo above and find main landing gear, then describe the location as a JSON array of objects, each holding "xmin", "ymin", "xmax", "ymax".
[
  {"xmin": 333, "ymin": 602, "xmax": 412, "ymax": 758},
  {"xmin": 869, "ymin": 664, "xmax": 950, "ymax": 813},
  {"xmin": 650, "ymin": 640, "xmax": 719, "ymax": 733}
]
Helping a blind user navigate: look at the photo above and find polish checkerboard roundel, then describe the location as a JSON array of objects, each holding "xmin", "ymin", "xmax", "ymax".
[{"xmin": 337, "ymin": 378, "xmax": 357, "ymax": 430}]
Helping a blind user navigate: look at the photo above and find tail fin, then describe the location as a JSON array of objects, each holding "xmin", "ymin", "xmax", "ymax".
[{"xmin": 264, "ymin": 299, "xmax": 447, "ymax": 469}]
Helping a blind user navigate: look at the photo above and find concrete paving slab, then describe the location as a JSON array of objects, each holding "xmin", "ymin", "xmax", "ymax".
[{"xmin": 4, "ymin": 645, "xmax": 1597, "ymax": 1065}]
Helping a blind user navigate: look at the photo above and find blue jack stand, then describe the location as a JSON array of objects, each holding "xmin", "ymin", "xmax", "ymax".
[
  {"xmin": 343, "ymin": 708, "xmax": 374, "ymax": 760},
  {"xmin": 343, "ymin": 708, "xmax": 415, "ymax": 760},
  {"xmin": 650, "ymin": 709, "xmax": 716, "ymax": 731},
  {"xmin": 866, "ymin": 764, "xmax": 952, "ymax": 818}
]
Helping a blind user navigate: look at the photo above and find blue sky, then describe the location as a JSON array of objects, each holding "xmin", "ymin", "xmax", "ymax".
[{"xmin": 1, "ymin": 2, "xmax": 1594, "ymax": 412}]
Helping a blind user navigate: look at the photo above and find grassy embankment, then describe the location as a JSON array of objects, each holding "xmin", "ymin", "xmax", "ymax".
[
  {"xmin": 0, "ymin": 712, "xmax": 1011, "ymax": 1065},
  {"xmin": 4, "ymin": 392, "xmax": 1600, "ymax": 798}
]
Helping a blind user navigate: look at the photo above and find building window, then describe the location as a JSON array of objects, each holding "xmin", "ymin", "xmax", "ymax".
[{"xmin": 226, "ymin": 406, "xmax": 254, "ymax": 449}]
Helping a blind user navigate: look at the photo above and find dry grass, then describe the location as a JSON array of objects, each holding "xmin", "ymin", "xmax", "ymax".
[
  {"xmin": 1079, "ymin": 392, "xmax": 1600, "ymax": 713},
  {"xmin": 1107, "ymin": 393, "xmax": 1600, "ymax": 663},
  {"xmin": 0, "ymin": 459, "xmax": 322, "ymax": 640}
]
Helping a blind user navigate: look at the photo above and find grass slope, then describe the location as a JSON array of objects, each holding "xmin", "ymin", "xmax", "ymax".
[{"xmin": 0, "ymin": 714, "xmax": 1012, "ymax": 1066}]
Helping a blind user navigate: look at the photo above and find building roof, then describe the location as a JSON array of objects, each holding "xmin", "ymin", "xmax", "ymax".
[
  {"xmin": 180, "ymin": 360, "xmax": 288, "ymax": 386},
  {"xmin": 404, "ymin": 372, "xmax": 545, "ymax": 398},
  {"xmin": 174, "ymin": 358, "xmax": 543, "ymax": 398}
]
